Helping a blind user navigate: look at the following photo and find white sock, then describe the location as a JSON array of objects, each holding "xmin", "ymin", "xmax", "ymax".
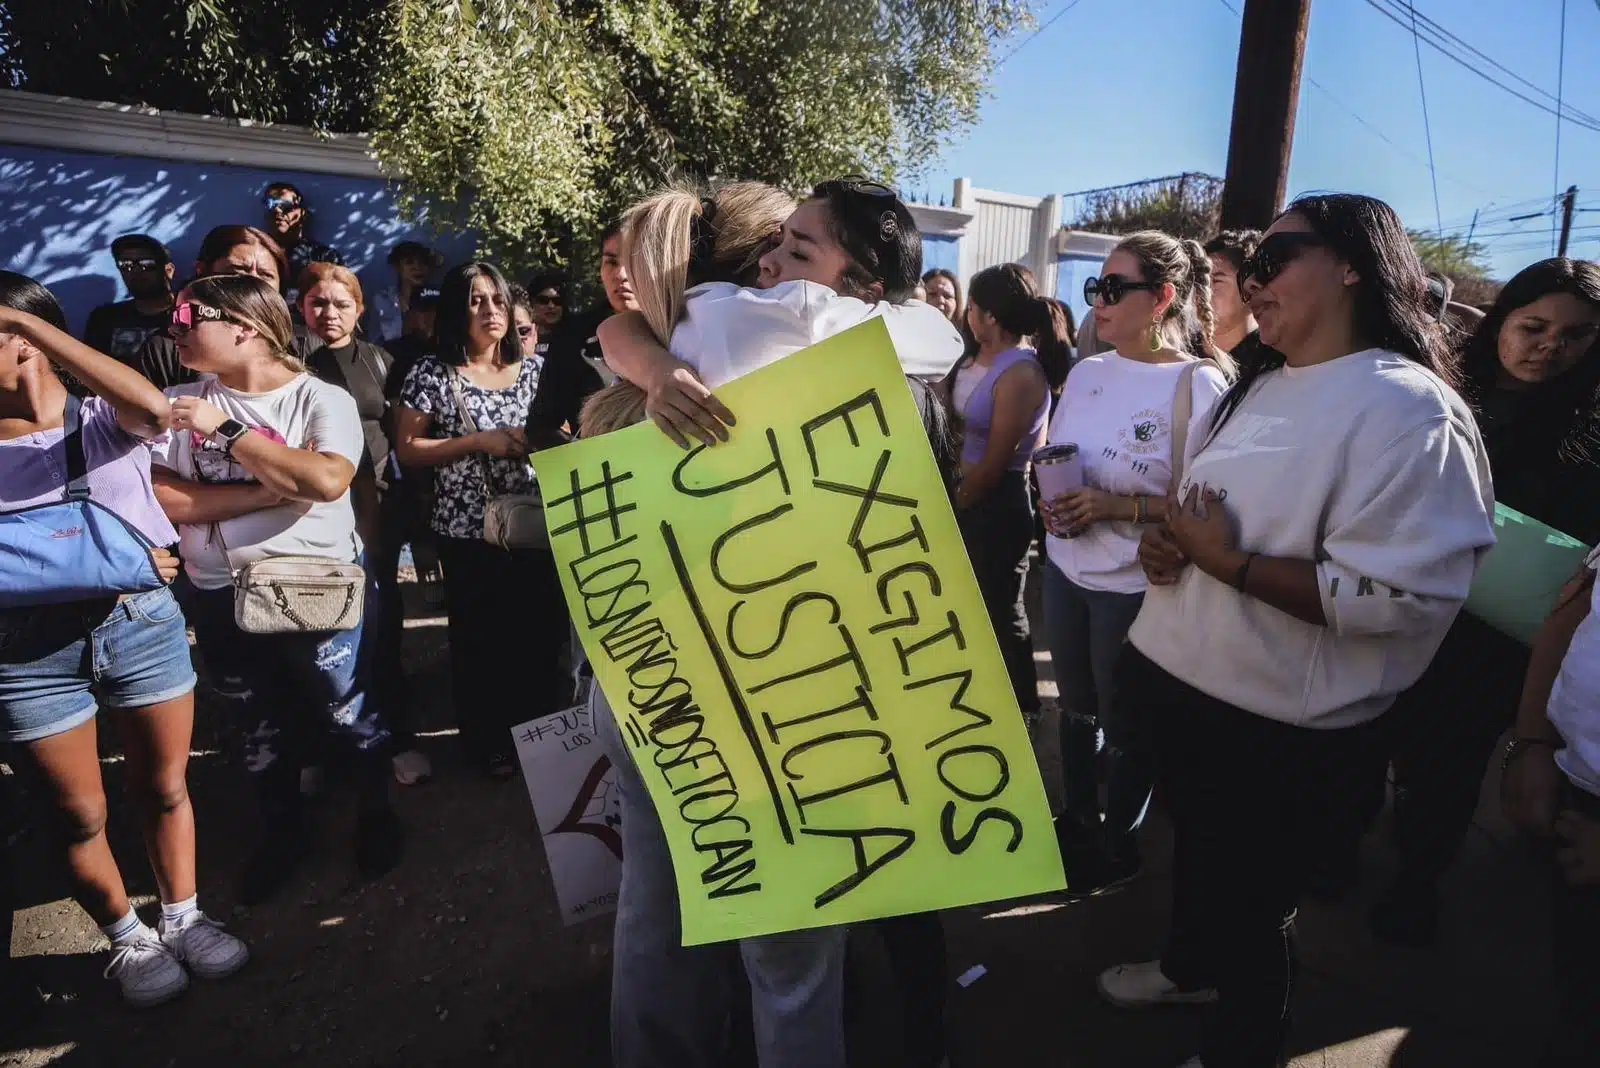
[
  {"xmin": 102, "ymin": 908, "xmax": 144, "ymax": 945},
  {"xmin": 160, "ymin": 895, "xmax": 198, "ymax": 930}
]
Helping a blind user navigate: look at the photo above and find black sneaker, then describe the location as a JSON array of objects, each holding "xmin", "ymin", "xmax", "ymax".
[{"xmin": 355, "ymin": 806, "xmax": 405, "ymax": 881}]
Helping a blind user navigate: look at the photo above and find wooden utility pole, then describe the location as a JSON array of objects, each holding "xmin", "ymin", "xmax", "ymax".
[
  {"xmin": 1557, "ymin": 185, "xmax": 1579, "ymax": 256},
  {"xmin": 1219, "ymin": 0, "xmax": 1313, "ymax": 231}
]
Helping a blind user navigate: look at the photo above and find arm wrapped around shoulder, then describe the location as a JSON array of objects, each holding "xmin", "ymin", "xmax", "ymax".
[{"xmin": 1316, "ymin": 414, "xmax": 1496, "ymax": 638}]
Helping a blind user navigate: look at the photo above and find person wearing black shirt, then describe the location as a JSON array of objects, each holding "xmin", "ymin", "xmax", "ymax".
[
  {"xmin": 525, "ymin": 224, "xmax": 633, "ymax": 448},
  {"xmin": 1375, "ymin": 258, "xmax": 1600, "ymax": 948},
  {"xmin": 296, "ymin": 262, "xmax": 432, "ymax": 789},
  {"xmin": 264, "ymin": 181, "xmax": 343, "ymax": 308},
  {"xmin": 84, "ymin": 233, "xmax": 176, "ymax": 370}
]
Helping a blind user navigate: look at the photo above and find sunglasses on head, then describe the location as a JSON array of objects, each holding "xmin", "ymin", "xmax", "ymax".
[
  {"xmin": 116, "ymin": 257, "xmax": 163, "ymax": 272},
  {"xmin": 264, "ymin": 196, "xmax": 302, "ymax": 213},
  {"xmin": 169, "ymin": 302, "xmax": 232, "ymax": 338},
  {"xmin": 1239, "ymin": 232, "xmax": 1326, "ymax": 289},
  {"xmin": 1084, "ymin": 274, "xmax": 1160, "ymax": 307}
]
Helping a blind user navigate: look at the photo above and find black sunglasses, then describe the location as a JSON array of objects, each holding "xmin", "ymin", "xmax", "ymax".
[
  {"xmin": 1084, "ymin": 274, "xmax": 1160, "ymax": 307},
  {"xmin": 116, "ymin": 257, "xmax": 163, "ymax": 272},
  {"xmin": 532, "ymin": 294, "xmax": 563, "ymax": 307},
  {"xmin": 264, "ymin": 196, "xmax": 302, "ymax": 213},
  {"xmin": 1239, "ymin": 232, "xmax": 1326, "ymax": 289},
  {"xmin": 516, "ymin": 324, "xmax": 536, "ymax": 338}
]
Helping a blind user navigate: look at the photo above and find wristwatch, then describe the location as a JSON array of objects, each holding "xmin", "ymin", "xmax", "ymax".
[{"xmin": 213, "ymin": 418, "xmax": 249, "ymax": 454}]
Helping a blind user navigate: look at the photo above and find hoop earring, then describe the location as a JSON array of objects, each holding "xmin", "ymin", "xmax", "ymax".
[{"xmin": 1148, "ymin": 321, "xmax": 1163, "ymax": 353}]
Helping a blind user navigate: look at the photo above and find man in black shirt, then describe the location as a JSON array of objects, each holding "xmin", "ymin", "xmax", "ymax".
[
  {"xmin": 526, "ymin": 224, "xmax": 634, "ymax": 447},
  {"xmin": 83, "ymin": 233, "xmax": 176, "ymax": 370}
]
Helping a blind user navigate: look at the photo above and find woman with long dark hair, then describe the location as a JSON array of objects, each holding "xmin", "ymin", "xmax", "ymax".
[
  {"xmin": 394, "ymin": 263, "xmax": 566, "ymax": 778},
  {"xmin": 1097, "ymin": 194, "xmax": 1495, "ymax": 1068},
  {"xmin": 946, "ymin": 264, "xmax": 1072, "ymax": 732},
  {"xmin": 1375, "ymin": 258, "xmax": 1600, "ymax": 948}
]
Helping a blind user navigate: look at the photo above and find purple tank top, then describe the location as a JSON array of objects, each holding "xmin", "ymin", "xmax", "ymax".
[{"xmin": 959, "ymin": 347, "xmax": 1049, "ymax": 470}]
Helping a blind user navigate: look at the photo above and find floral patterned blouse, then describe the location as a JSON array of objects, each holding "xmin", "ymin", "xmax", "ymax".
[{"xmin": 399, "ymin": 355, "xmax": 540, "ymax": 539}]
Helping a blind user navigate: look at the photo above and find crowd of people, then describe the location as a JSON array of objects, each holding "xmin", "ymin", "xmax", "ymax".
[{"xmin": 1, "ymin": 173, "xmax": 1598, "ymax": 1068}]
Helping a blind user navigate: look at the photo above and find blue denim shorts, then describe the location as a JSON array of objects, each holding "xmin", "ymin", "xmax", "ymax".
[{"xmin": 0, "ymin": 585, "xmax": 196, "ymax": 744}]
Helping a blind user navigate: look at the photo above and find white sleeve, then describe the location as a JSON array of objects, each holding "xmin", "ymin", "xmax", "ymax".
[
  {"xmin": 669, "ymin": 283, "xmax": 816, "ymax": 387},
  {"xmin": 148, "ymin": 385, "xmax": 200, "ymax": 472},
  {"xmin": 867, "ymin": 301, "xmax": 966, "ymax": 378},
  {"xmin": 1316, "ymin": 415, "xmax": 1496, "ymax": 638},
  {"xmin": 306, "ymin": 383, "xmax": 367, "ymax": 468}
]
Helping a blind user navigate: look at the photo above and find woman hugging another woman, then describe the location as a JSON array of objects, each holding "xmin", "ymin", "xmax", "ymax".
[{"xmin": 585, "ymin": 178, "xmax": 965, "ymax": 1068}]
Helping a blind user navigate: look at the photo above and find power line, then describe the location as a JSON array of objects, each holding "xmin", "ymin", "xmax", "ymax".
[
  {"xmin": 995, "ymin": 0, "xmax": 1089, "ymax": 66},
  {"xmin": 1363, "ymin": 0, "xmax": 1600, "ymax": 133},
  {"xmin": 1553, "ymin": 0, "xmax": 1568, "ymax": 255},
  {"xmin": 1406, "ymin": 2, "xmax": 1444, "ymax": 235},
  {"xmin": 1211, "ymin": 0, "xmax": 1503, "ymax": 198}
]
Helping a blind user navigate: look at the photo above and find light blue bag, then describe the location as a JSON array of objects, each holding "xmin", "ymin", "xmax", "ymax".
[{"xmin": 0, "ymin": 394, "xmax": 163, "ymax": 608}]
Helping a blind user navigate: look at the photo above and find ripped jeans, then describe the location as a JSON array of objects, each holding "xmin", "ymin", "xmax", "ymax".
[
  {"xmin": 1041, "ymin": 561, "xmax": 1149, "ymax": 860},
  {"xmin": 186, "ymin": 575, "xmax": 389, "ymax": 820}
]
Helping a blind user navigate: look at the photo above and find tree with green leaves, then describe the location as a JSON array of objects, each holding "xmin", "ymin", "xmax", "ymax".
[
  {"xmin": 372, "ymin": 0, "xmax": 1031, "ymax": 273},
  {"xmin": 2, "ymin": 1, "xmax": 1032, "ymax": 277},
  {"xmin": 1408, "ymin": 230, "xmax": 1491, "ymax": 282}
]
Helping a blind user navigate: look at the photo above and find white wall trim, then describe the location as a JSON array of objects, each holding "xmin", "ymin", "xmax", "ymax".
[
  {"xmin": 0, "ymin": 89, "xmax": 384, "ymax": 179},
  {"xmin": 908, "ymin": 202, "xmax": 974, "ymax": 238}
]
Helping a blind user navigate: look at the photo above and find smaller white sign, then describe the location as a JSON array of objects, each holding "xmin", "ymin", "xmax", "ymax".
[{"xmin": 512, "ymin": 697, "xmax": 623, "ymax": 925}]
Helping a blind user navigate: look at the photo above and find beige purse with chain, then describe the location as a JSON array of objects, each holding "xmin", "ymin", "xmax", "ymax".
[{"xmin": 232, "ymin": 554, "xmax": 366, "ymax": 634}]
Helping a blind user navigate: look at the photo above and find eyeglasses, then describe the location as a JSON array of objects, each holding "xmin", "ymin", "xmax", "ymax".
[
  {"xmin": 264, "ymin": 196, "xmax": 302, "ymax": 213},
  {"xmin": 1084, "ymin": 274, "xmax": 1160, "ymax": 307},
  {"xmin": 516, "ymin": 324, "xmax": 536, "ymax": 338},
  {"xmin": 1239, "ymin": 232, "xmax": 1326, "ymax": 290},
  {"xmin": 532, "ymin": 295, "xmax": 563, "ymax": 307},
  {"xmin": 169, "ymin": 302, "xmax": 232, "ymax": 337},
  {"xmin": 116, "ymin": 257, "xmax": 163, "ymax": 272}
]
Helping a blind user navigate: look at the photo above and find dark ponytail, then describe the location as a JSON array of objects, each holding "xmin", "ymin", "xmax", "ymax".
[{"xmin": 967, "ymin": 263, "xmax": 1072, "ymax": 389}]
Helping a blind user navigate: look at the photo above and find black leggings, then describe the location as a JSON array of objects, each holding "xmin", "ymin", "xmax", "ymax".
[
  {"xmin": 957, "ymin": 471, "xmax": 1039, "ymax": 722},
  {"xmin": 436, "ymin": 537, "xmax": 570, "ymax": 764},
  {"xmin": 1129, "ymin": 646, "xmax": 1386, "ymax": 1068}
]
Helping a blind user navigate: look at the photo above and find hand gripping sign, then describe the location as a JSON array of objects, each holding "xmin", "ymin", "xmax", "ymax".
[{"xmin": 532, "ymin": 319, "xmax": 1064, "ymax": 944}]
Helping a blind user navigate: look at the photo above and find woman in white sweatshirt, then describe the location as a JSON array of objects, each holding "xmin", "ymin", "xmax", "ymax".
[{"xmin": 1096, "ymin": 194, "xmax": 1496, "ymax": 1068}]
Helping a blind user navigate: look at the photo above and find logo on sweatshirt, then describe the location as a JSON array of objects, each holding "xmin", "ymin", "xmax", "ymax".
[{"xmin": 1120, "ymin": 408, "xmax": 1169, "ymax": 456}]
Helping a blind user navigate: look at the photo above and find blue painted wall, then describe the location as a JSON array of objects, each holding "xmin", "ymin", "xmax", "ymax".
[
  {"xmin": 0, "ymin": 144, "xmax": 476, "ymax": 335},
  {"xmin": 920, "ymin": 234, "xmax": 959, "ymax": 276},
  {"xmin": 1056, "ymin": 253, "xmax": 1106, "ymax": 336}
]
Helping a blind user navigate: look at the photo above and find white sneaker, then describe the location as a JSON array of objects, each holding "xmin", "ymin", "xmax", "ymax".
[
  {"xmin": 392, "ymin": 749, "xmax": 433, "ymax": 786},
  {"xmin": 1097, "ymin": 960, "xmax": 1218, "ymax": 1008},
  {"xmin": 104, "ymin": 927, "xmax": 189, "ymax": 1007},
  {"xmin": 160, "ymin": 913, "xmax": 250, "ymax": 980}
]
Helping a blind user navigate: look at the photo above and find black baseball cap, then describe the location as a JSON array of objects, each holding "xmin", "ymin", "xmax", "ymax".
[
  {"xmin": 389, "ymin": 241, "xmax": 444, "ymax": 267},
  {"xmin": 110, "ymin": 233, "xmax": 170, "ymax": 263}
]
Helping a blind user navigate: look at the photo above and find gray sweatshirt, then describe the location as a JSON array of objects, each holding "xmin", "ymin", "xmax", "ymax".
[{"xmin": 1128, "ymin": 348, "xmax": 1496, "ymax": 728}]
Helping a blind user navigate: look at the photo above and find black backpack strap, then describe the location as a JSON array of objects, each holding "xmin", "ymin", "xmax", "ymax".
[{"xmin": 63, "ymin": 393, "xmax": 90, "ymax": 501}]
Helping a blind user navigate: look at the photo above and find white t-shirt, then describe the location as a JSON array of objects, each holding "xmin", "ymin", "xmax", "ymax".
[
  {"xmin": 1127, "ymin": 349, "xmax": 1496, "ymax": 728},
  {"xmin": 667, "ymin": 281, "xmax": 966, "ymax": 387},
  {"xmin": 950, "ymin": 361, "xmax": 988, "ymax": 415},
  {"xmin": 152, "ymin": 374, "xmax": 365, "ymax": 591},
  {"xmin": 1044, "ymin": 353, "xmax": 1228, "ymax": 594},
  {"xmin": 1547, "ymin": 547, "xmax": 1600, "ymax": 796}
]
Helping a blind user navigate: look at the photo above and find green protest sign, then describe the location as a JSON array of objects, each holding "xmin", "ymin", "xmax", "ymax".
[{"xmin": 532, "ymin": 319, "xmax": 1065, "ymax": 945}]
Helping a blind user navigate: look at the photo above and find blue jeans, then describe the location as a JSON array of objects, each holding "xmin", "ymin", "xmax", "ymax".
[
  {"xmin": 0, "ymin": 586, "xmax": 195, "ymax": 743},
  {"xmin": 185, "ymin": 575, "xmax": 389, "ymax": 815},
  {"xmin": 594, "ymin": 686, "xmax": 848, "ymax": 1068},
  {"xmin": 1042, "ymin": 561, "xmax": 1149, "ymax": 859}
]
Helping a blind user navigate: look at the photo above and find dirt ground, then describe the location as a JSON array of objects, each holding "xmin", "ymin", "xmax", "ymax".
[{"xmin": 1, "ymin": 575, "xmax": 1557, "ymax": 1068}]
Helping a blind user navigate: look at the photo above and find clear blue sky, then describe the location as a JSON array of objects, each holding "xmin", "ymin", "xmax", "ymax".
[{"xmin": 927, "ymin": 0, "xmax": 1600, "ymax": 280}]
